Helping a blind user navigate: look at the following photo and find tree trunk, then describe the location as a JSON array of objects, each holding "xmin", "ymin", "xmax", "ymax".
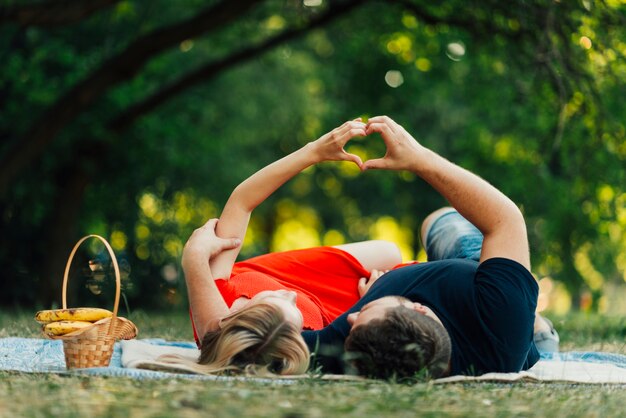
[
  {"xmin": 38, "ymin": 163, "xmax": 90, "ymax": 306},
  {"xmin": 560, "ymin": 229, "xmax": 584, "ymax": 312}
]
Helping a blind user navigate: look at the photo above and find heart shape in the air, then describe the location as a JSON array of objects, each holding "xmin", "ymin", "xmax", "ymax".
[{"xmin": 315, "ymin": 115, "xmax": 420, "ymax": 172}]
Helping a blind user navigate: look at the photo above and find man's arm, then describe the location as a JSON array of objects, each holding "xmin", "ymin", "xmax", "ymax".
[
  {"xmin": 364, "ymin": 116, "xmax": 530, "ymax": 270},
  {"xmin": 210, "ymin": 120, "xmax": 366, "ymax": 279}
]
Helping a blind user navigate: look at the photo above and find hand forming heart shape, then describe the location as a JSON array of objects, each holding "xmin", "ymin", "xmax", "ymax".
[{"xmin": 313, "ymin": 115, "xmax": 424, "ymax": 173}]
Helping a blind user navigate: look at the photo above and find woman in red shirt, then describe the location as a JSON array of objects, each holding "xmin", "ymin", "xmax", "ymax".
[{"xmin": 175, "ymin": 119, "xmax": 403, "ymax": 375}]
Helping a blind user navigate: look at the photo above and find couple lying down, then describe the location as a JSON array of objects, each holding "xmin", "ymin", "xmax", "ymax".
[{"xmin": 166, "ymin": 116, "xmax": 559, "ymax": 379}]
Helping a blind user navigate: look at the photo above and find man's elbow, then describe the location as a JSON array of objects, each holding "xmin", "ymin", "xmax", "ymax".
[
  {"xmin": 490, "ymin": 200, "xmax": 527, "ymax": 238},
  {"xmin": 507, "ymin": 201, "xmax": 527, "ymax": 231},
  {"xmin": 502, "ymin": 201, "xmax": 529, "ymax": 248}
]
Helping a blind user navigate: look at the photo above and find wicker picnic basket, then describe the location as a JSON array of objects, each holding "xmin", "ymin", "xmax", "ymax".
[{"xmin": 48, "ymin": 235, "xmax": 138, "ymax": 369}]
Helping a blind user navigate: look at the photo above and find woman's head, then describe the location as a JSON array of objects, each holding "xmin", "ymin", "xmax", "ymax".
[
  {"xmin": 198, "ymin": 302, "xmax": 310, "ymax": 375},
  {"xmin": 235, "ymin": 289, "xmax": 304, "ymax": 330}
]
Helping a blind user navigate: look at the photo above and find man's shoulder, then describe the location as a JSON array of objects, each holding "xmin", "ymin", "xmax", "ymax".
[{"xmin": 475, "ymin": 257, "xmax": 538, "ymax": 292}]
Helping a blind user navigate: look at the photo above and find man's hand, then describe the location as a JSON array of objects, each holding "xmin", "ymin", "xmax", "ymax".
[
  {"xmin": 182, "ymin": 218, "xmax": 238, "ymax": 336},
  {"xmin": 363, "ymin": 116, "xmax": 530, "ymax": 269},
  {"xmin": 309, "ymin": 118, "xmax": 366, "ymax": 168},
  {"xmin": 362, "ymin": 116, "xmax": 424, "ymax": 172},
  {"xmin": 358, "ymin": 269, "xmax": 388, "ymax": 297},
  {"xmin": 182, "ymin": 219, "xmax": 241, "ymax": 268}
]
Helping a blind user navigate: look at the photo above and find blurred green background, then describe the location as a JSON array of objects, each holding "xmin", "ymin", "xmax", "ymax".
[{"xmin": 1, "ymin": 0, "xmax": 624, "ymax": 316}]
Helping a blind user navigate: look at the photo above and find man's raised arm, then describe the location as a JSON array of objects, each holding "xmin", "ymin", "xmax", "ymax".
[{"xmin": 364, "ymin": 116, "xmax": 530, "ymax": 270}]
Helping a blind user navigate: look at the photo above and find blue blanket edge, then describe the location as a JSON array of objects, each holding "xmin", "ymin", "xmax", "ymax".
[{"xmin": 1, "ymin": 337, "xmax": 625, "ymax": 380}]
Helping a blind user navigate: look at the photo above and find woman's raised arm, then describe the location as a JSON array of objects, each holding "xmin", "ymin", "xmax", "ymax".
[
  {"xmin": 209, "ymin": 119, "xmax": 366, "ymax": 279},
  {"xmin": 182, "ymin": 219, "xmax": 242, "ymax": 337}
]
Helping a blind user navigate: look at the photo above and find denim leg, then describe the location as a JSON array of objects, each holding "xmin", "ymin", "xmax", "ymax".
[
  {"xmin": 424, "ymin": 210, "xmax": 483, "ymax": 261},
  {"xmin": 533, "ymin": 316, "xmax": 560, "ymax": 353}
]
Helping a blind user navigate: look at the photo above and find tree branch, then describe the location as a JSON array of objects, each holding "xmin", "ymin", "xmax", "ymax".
[
  {"xmin": 0, "ymin": 0, "xmax": 121, "ymax": 27},
  {"xmin": 109, "ymin": 0, "xmax": 367, "ymax": 133},
  {"xmin": 0, "ymin": 0, "xmax": 259, "ymax": 194},
  {"xmin": 389, "ymin": 0, "xmax": 524, "ymax": 40}
]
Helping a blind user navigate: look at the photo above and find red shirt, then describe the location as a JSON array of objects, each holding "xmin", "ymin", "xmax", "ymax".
[
  {"xmin": 191, "ymin": 247, "xmax": 368, "ymax": 346},
  {"xmin": 190, "ymin": 246, "xmax": 418, "ymax": 346}
]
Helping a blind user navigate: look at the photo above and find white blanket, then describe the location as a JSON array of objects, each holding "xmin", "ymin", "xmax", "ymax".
[
  {"xmin": 434, "ymin": 361, "xmax": 626, "ymax": 384},
  {"xmin": 121, "ymin": 340, "xmax": 201, "ymax": 373},
  {"xmin": 121, "ymin": 340, "xmax": 626, "ymax": 384}
]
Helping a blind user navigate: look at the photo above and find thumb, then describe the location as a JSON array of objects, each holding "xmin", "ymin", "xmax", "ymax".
[
  {"xmin": 358, "ymin": 277, "xmax": 367, "ymax": 291},
  {"xmin": 220, "ymin": 237, "xmax": 242, "ymax": 250},
  {"xmin": 203, "ymin": 218, "xmax": 219, "ymax": 229},
  {"xmin": 362, "ymin": 158, "xmax": 389, "ymax": 171},
  {"xmin": 343, "ymin": 151, "xmax": 363, "ymax": 168}
]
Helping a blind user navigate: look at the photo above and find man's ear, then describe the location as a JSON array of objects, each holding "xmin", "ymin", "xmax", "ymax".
[
  {"xmin": 347, "ymin": 312, "xmax": 358, "ymax": 326},
  {"xmin": 410, "ymin": 303, "xmax": 428, "ymax": 315}
]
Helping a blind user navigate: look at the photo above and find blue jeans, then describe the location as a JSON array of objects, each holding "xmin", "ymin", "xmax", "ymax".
[{"xmin": 424, "ymin": 210, "xmax": 483, "ymax": 262}]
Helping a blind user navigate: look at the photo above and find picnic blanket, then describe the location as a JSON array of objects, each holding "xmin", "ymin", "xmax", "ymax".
[
  {"xmin": 0, "ymin": 337, "xmax": 291, "ymax": 383},
  {"xmin": 1, "ymin": 337, "xmax": 626, "ymax": 384}
]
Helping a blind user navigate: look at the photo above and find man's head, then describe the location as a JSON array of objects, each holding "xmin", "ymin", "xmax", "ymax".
[{"xmin": 344, "ymin": 296, "xmax": 452, "ymax": 380}]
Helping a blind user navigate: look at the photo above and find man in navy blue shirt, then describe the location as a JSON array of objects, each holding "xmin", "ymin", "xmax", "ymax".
[{"xmin": 303, "ymin": 116, "xmax": 550, "ymax": 379}]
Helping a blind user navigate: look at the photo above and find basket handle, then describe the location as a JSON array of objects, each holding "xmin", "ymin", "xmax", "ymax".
[{"xmin": 61, "ymin": 235, "xmax": 121, "ymax": 336}]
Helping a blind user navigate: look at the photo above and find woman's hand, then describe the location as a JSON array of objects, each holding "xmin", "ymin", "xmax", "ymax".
[
  {"xmin": 309, "ymin": 119, "xmax": 366, "ymax": 168},
  {"xmin": 358, "ymin": 269, "xmax": 389, "ymax": 297},
  {"xmin": 362, "ymin": 116, "xmax": 425, "ymax": 172},
  {"xmin": 182, "ymin": 219, "xmax": 241, "ymax": 267}
]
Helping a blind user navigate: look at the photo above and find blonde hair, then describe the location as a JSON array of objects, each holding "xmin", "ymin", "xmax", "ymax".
[{"xmin": 159, "ymin": 303, "xmax": 310, "ymax": 376}]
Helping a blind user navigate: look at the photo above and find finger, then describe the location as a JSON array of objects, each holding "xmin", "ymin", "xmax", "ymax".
[
  {"xmin": 344, "ymin": 127, "xmax": 367, "ymax": 138},
  {"xmin": 358, "ymin": 277, "xmax": 367, "ymax": 291},
  {"xmin": 367, "ymin": 116, "xmax": 400, "ymax": 135},
  {"xmin": 342, "ymin": 151, "xmax": 363, "ymax": 168},
  {"xmin": 337, "ymin": 132, "xmax": 366, "ymax": 152},
  {"xmin": 326, "ymin": 124, "xmax": 363, "ymax": 148},
  {"xmin": 345, "ymin": 124, "xmax": 367, "ymax": 138},
  {"xmin": 202, "ymin": 218, "xmax": 219, "ymax": 229},
  {"xmin": 362, "ymin": 157, "xmax": 390, "ymax": 171},
  {"xmin": 367, "ymin": 115, "xmax": 396, "ymax": 127},
  {"xmin": 219, "ymin": 237, "xmax": 242, "ymax": 250},
  {"xmin": 365, "ymin": 122, "xmax": 394, "ymax": 139},
  {"xmin": 337, "ymin": 121, "xmax": 367, "ymax": 137}
]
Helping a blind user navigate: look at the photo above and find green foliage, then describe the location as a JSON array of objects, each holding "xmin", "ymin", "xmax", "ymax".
[{"xmin": 0, "ymin": 0, "xmax": 624, "ymax": 311}]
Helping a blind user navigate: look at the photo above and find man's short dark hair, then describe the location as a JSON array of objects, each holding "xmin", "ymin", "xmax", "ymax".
[{"xmin": 344, "ymin": 306, "xmax": 452, "ymax": 380}]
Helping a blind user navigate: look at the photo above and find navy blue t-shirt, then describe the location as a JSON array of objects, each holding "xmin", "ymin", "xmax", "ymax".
[{"xmin": 302, "ymin": 257, "xmax": 540, "ymax": 376}]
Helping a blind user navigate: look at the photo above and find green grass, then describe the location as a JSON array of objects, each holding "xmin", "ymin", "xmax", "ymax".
[{"xmin": 1, "ymin": 309, "xmax": 625, "ymax": 418}]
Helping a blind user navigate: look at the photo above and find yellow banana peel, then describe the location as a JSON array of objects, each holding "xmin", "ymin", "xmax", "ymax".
[
  {"xmin": 35, "ymin": 307, "xmax": 113, "ymax": 324},
  {"xmin": 43, "ymin": 320, "xmax": 94, "ymax": 337}
]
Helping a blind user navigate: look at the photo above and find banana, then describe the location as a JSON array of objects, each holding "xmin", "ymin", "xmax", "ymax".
[
  {"xmin": 35, "ymin": 307, "xmax": 113, "ymax": 324},
  {"xmin": 43, "ymin": 320, "xmax": 94, "ymax": 337}
]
